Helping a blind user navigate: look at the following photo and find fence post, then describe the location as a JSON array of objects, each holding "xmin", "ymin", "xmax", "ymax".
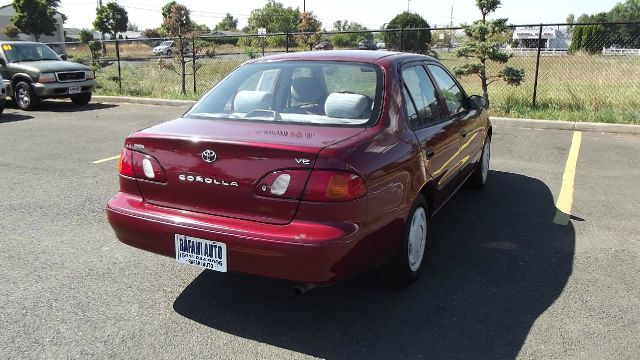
[
  {"xmin": 399, "ymin": 28, "xmax": 404, "ymax": 52},
  {"xmin": 115, "ymin": 39, "xmax": 122, "ymax": 94},
  {"xmin": 192, "ymin": 35, "xmax": 196, "ymax": 93},
  {"xmin": 532, "ymin": 23, "xmax": 543, "ymax": 107},
  {"xmin": 286, "ymin": 32, "xmax": 289, "ymax": 53}
]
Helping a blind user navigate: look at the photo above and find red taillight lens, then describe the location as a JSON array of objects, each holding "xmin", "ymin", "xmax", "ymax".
[
  {"xmin": 118, "ymin": 148, "xmax": 166, "ymax": 183},
  {"xmin": 303, "ymin": 170, "xmax": 366, "ymax": 202},
  {"xmin": 118, "ymin": 149, "xmax": 134, "ymax": 177}
]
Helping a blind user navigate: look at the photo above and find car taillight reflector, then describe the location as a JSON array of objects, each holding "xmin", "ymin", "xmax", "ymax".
[
  {"xmin": 118, "ymin": 149, "xmax": 134, "ymax": 177},
  {"xmin": 303, "ymin": 170, "xmax": 366, "ymax": 202},
  {"xmin": 118, "ymin": 148, "xmax": 167, "ymax": 183}
]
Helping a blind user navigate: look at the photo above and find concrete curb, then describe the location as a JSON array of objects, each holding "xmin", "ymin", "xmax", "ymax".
[
  {"xmin": 93, "ymin": 96, "xmax": 196, "ymax": 107},
  {"xmin": 491, "ymin": 117, "xmax": 640, "ymax": 135},
  {"xmin": 91, "ymin": 96, "xmax": 639, "ymax": 135}
]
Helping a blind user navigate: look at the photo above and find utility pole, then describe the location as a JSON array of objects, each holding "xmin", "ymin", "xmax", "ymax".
[
  {"xmin": 407, "ymin": 0, "xmax": 410, "ymax": 12},
  {"xmin": 303, "ymin": 0, "xmax": 305, "ymax": 13},
  {"xmin": 448, "ymin": 5, "xmax": 454, "ymax": 52}
]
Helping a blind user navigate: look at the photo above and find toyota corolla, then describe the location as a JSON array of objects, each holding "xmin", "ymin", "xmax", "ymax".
[{"xmin": 107, "ymin": 50, "xmax": 491, "ymax": 287}]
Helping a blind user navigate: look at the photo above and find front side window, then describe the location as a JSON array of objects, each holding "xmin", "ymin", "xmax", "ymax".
[
  {"xmin": 3, "ymin": 43, "xmax": 59, "ymax": 63},
  {"xmin": 401, "ymin": 65, "xmax": 443, "ymax": 129},
  {"xmin": 428, "ymin": 65, "xmax": 465, "ymax": 115},
  {"xmin": 188, "ymin": 61, "xmax": 383, "ymax": 126}
]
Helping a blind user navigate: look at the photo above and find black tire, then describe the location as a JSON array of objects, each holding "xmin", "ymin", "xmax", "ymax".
[
  {"xmin": 0, "ymin": 99, "xmax": 5, "ymax": 115},
  {"xmin": 70, "ymin": 92, "xmax": 92, "ymax": 105},
  {"xmin": 14, "ymin": 81, "xmax": 40, "ymax": 111},
  {"xmin": 468, "ymin": 136, "xmax": 491, "ymax": 189},
  {"xmin": 166, "ymin": 49, "xmax": 172, "ymax": 56},
  {"xmin": 381, "ymin": 195, "xmax": 431, "ymax": 285}
]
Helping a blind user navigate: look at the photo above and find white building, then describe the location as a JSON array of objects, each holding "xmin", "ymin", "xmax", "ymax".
[{"xmin": 512, "ymin": 27, "xmax": 571, "ymax": 49}]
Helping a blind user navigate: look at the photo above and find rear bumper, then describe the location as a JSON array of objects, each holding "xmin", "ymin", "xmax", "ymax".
[
  {"xmin": 107, "ymin": 192, "xmax": 369, "ymax": 283},
  {"xmin": 33, "ymin": 79, "xmax": 96, "ymax": 97}
]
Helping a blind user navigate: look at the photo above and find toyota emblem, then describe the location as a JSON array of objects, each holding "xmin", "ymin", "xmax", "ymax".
[{"xmin": 201, "ymin": 149, "xmax": 217, "ymax": 163}]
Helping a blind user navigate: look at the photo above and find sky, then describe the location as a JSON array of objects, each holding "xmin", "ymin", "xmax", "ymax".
[{"xmin": 55, "ymin": 0, "xmax": 623, "ymax": 30}]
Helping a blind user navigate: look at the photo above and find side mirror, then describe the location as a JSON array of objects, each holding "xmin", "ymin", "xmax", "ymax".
[
  {"xmin": 60, "ymin": 53, "xmax": 68, "ymax": 61},
  {"xmin": 0, "ymin": 58, "xmax": 5, "ymax": 67},
  {"xmin": 468, "ymin": 95, "xmax": 488, "ymax": 110}
]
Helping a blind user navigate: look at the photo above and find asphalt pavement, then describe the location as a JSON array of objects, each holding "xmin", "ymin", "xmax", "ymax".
[{"xmin": 0, "ymin": 101, "xmax": 638, "ymax": 359}]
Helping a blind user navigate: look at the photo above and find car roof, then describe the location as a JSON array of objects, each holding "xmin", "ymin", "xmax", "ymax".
[{"xmin": 253, "ymin": 50, "xmax": 438, "ymax": 65}]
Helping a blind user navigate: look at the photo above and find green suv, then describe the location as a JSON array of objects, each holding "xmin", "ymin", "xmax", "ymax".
[{"xmin": 0, "ymin": 41, "xmax": 97, "ymax": 110}]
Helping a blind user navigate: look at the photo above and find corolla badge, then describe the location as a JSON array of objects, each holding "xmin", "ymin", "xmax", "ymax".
[
  {"xmin": 202, "ymin": 149, "xmax": 217, "ymax": 163},
  {"xmin": 179, "ymin": 174, "xmax": 238, "ymax": 187}
]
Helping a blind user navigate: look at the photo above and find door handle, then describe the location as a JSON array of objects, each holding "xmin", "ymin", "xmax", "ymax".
[{"xmin": 425, "ymin": 147, "xmax": 436, "ymax": 159}]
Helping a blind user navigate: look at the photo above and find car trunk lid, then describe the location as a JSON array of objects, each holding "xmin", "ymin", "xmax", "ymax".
[{"xmin": 125, "ymin": 117, "xmax": 366, "ymax": 224}]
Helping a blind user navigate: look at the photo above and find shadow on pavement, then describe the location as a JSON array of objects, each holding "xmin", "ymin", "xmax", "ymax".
[
  {"xmin": 6, "ymin": 100, "xmax": 118, "ymax": 113},
  {"xmin": 173, "ymin": 170, "xmax": 575, "ymax": 359},
  {"xmin": 0, "ymin": 112, "xmax": 33, "ymax": 123}
]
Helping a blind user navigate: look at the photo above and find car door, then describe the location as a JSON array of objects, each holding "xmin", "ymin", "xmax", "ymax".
[
  {"xmin": 400, "ymin": 63, "xmax": 462, "ymax": 211},
  {"xmin": 427, "ymin": 64, "xmax": 485, "ymax": 180}
]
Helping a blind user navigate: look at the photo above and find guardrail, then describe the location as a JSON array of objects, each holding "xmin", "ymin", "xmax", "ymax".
[
  {"xmin": 602, "ymin": 48, "xmax": 640, "ymax": 56},
  {"xmin": 506, "ymin": 48, "xmax": 569, "ymax": 56}
]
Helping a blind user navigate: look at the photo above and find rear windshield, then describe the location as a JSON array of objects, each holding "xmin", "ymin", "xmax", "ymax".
[{"xmin": 187, "ymin": 61, "xmax": 383, "ymax": 126}]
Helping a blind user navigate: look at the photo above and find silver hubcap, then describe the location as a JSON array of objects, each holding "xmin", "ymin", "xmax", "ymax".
[
  {"xmin": 407, "ymin": 207, "xmax": 427, "ymax": 272},
  {"xmin": 481, "ymin": 141, "xmax": 490, "ymax": 183},
  {"xmin": 17, "ymin": 87, "xmax": 30, "ymax": 107}
]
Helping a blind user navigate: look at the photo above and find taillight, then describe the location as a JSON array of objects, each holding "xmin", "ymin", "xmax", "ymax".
[
  {"xmin": 118, "ymin": 148, "xmax": 134, "ymax": 177},
  {"xmin": 255, "ymin": 170, "xmax": 310, "ymax": 199},
  {"xmin": 118, "ymin": 147, "xmax": 167, "ymax": 183},
  {"xmin": 132, "ymin": 152, "xmax": 167, "ymax": 183},
  {"xmin": 303, "ymin": 170, "xmax": 366, "ymax": 202}
]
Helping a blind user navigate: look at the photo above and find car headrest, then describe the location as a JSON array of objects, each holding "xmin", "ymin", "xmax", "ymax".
[
  {"xmin": 324, "ymin": 93, "xmax": 369, "ymax": 119},
  {"xmin": 233, "ymin": 90, "xmax": 273, "ymax": 113},
  {"xmin": 291, "ymin": 77, "xmax": 324, "ymax": 103}
]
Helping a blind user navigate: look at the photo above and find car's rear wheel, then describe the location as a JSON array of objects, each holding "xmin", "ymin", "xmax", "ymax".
[
  {"xmin": 468, "ymin": 137, "xmax": 491, "ymax": 189},
  {"xmin": 382, "ymin": 195, "xmax": 431, "ymax": 285},
  {"xmin": 166, "ymin": 49, "xmax": 172, "ymax": 56},
  {"xmin": 15, "ymin": 82, "xmax": 40, "ymax": 111},
  {"xmin": 70, "ymin": 92, "xmax": 92, "ymax": 105}
]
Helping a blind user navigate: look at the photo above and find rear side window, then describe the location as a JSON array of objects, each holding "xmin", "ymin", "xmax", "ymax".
[
  {"xmin": 401, "ymin": 65, "xmax": 444, "ymax": 129},
  {"xmin": 428, "ymin": 65, "xmax": 465, "ymax": 115},
  {"xmin": 188, "ymin": 61, "xmax": 383, "ymax": 126}
]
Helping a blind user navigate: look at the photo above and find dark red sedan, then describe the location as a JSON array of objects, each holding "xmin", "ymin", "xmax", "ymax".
[{"xmin": 107, "ymin": 50, "xmax": 491, "ymax": 287}]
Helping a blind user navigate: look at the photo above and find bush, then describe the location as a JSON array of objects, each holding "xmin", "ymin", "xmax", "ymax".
[{"xmin": 384, "ymin": 12, "xmax": 432, "ymax": 52}]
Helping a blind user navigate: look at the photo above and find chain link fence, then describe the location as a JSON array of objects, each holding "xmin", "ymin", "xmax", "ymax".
[{"xmin": 50, "ymin": 22, "xmax": 639, "ymax": 121}]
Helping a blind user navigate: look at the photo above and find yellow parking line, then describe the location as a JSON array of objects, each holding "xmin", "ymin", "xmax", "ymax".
[
  {"xmin": 553, "ymin": 131, "xmax": 583, "ymax": 225},
  {"xmin": 92, "ymin": 155, "xmax": 120, "ymax": 164}
]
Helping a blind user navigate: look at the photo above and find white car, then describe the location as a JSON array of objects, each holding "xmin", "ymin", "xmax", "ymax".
[{"xmin": 153, "ymin": 40, "xmax": 191, "ymax": 56}]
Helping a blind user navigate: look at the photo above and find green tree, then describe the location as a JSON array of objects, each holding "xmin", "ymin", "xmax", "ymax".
[
  {"xmin": 11, "ymin": 0, "xmax": 61, "ymax": 42},
  {"xmin": 452, "ymin": 0, "xmax": 525, "ymax": 103},
  {"xmin": 214, "ymin": 13, "xmax": 238, "ymax": 31},
  {"xmin": 93, "ymin": 2, "xmax": 128, "ymax": 38},
  {"xmin": 295, "ymin": 11, "xmax": 322, "ymax": 50},
  {"xmin": 162, "ymin": 2, "xmax": 192, "ymax": 94},
  {"xmin": 384, "ymin": 12, "xmax": 431, "ymax": 53},
  {"xmin": 2, "ymin": 24, "xmax": 21, "ymax": 40},
  {"xmin": 78, "ymin": 28, "xmax": 94, "ymax": 43},
  {"xmin": 246, "ymin": 0, "xmax": 298, "ymax": 33},
  {"xmin": 331, "ymin": 21, "xmax": 372, "ymax": 48},
  {"xmin": 142, "ymin": 28, "xmax": 162, "ymax": 39}
]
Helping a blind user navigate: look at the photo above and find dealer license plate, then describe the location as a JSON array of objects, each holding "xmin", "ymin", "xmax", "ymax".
[
  {"xmin": 175, "ymin": 234, "xmax": 227, "ymax": 272},
  {"xmin": 68, "ymin": 86, "xmax": 81, "ymax": 94}
]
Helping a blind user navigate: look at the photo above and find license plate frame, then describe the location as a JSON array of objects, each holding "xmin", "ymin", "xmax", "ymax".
[
  {"xmin": 174, "ymin": 234, "xmax": 227, "ymax": 272},
  {"xmin": 68, "ymin": 86, "xmax": 81, "ymax": 94}
]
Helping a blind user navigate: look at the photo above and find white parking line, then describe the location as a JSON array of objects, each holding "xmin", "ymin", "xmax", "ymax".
[{"xmin": 92, "ymin": 155, "xmax": 120, "ymax": 164}]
